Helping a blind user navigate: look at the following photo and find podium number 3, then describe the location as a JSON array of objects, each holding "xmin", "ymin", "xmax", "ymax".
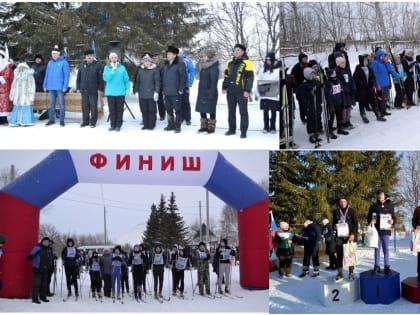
[{"xmin": 332, "ymin": 289, "xmax": 340, "ymax": 302}]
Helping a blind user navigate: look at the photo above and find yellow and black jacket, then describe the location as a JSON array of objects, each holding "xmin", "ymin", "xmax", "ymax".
[{"xmin": 222, "ymin": 56, "xmax": 254, "ymax": 94}]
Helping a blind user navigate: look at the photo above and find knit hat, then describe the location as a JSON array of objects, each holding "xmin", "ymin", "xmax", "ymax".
[
  {"xmin": 109, "ymin": 51, "xmax": 119, "ymax": 59},
  {"xmin": 84, "ymin": 49, "xmax": 94, "ymax": 56},
  {"xmin": 335, "ymin": 56, "xmax": 346, "ymax": 67},
  {"xmin": 142, "ymin": 53, "xmax": 152, "ymax": 62},
  {"xmin": 234, "ymin": 43, "xmax": 246, "ymax": 52},
  {"xmin": 298, "ymin": 53, "xmax": 308, "ymax": 62},
  {"xmin": 167, "ymin": 45, "xmax": 179, "ymax": 55},
  {"xmin": 51, "ymin": 45, "xmax": 60, "ymax": 54},
  {"xmin": 303, "ymin": 67, "xmax": 315, "ymax": 80}
]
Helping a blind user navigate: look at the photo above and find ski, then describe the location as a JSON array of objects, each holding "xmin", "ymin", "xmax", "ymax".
[
  {"xmin": 197, "ymin": 294, "xmax": 216, "ymax": 299},
  {"xmin": 154, "ymin": 296, "xmax": 163, "ymax": 303},
  {"xmin": 136, "ymin": 297, "xmax": 146, "ymax": 303}
]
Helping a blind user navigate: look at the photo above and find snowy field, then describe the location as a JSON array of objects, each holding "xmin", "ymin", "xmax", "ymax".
[
  {"xmin": 269, "ymin": 234, "xmax": 420, "ymax": 314},
  {"xmin": 0, "ymin": 81, "xmax": 278, "ymax": 151},
  {"xmin": 0, "ymin": 263, "xmax": 267, "ymax": 313},
  {"xmin": 283, "ymin": 50, "xmax": 420, "ymax": 150}
]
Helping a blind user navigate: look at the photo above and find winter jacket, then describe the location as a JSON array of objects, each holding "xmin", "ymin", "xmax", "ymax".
[
  {"xmin": 43, "ymin": 55, "xmax": 70, "ymax": 91},
  {"xmin": 28, "ymin": 243, "xmax": 52, "ymax": 272},
  {"xmin": 412, "ymin": 206, "xmax": 420, "ymax": 229},
  {"xmin": 100, "ymin": 253, "xmax": 112, "ymax": 275},
  {"xmin": 103, "ymin": 63, "xmax": 130, "ymax": 97},
  {"xmin": 128, "ymin": 250, "xmax": 146, "ymax": 266},
  {"xmin": 322, "ymin": 223, "xmax": 336, "ymax": 254},
  {"xmin": 273, "ymin": 229, "xmax": 294, "ymax": 256},
  {"xmin": 222, "ymin": 56, "xmax": 254, "ymax": 94},
  {"xmin": 334, "ymin": 66, "xmax": 356, "ymax": 107},
  {"xmin": 371, "ymin": 49, "xmax": 404, "ymax": 88},
  {"xmin": 9, "ymin": 64, "xmax": 35, "ymax": 106},
  {"xmin": 61, "ymin": 246, "xmax": 79, "ymax": 268},
  {"xmin": 295, "ymin": 79, "xmax": 323, "ymax": 134},
  {"xmin": 302, "ymin": 223, "xmax": 321, "ymax": 254},
  {"xmin": 195, "ymin": 58, "xmax": 219, "ymax": 114},
  {"xmin": 324, "ymin": 77, "xmax": 344, "ymax": 107},
  {"xmin": 179, "ymin": 54, "xmax": 195, "ymax": 86},
  {"xmin": 368, "ymin": 197, "xmax": 396, "ymax": 236},
  {"xmin": 332, "ymin": 205, "xmax": 358, "ymax": 243},
  {"xmin": 392, "ymin": 62, "xmax": 406, "ymax": 85},
  {"xmin": 162, "ymin": 58, "xmax": 187, "ymax": 96},
  {"xmin": 214, "ymin": 245, "xmax": 235, "ymax": 264},
  {"xmin": 89, "ymin": 256, "xmax": 102, "ymax": 273},
  {"xmin": 76, "ymin": 60, "xmax": 104, "ymax": 94},
  {"xmin": 32, "ymin": 62, "xmax": 46, "ymax": 92},
  {"xmin": 132, "ymin": 63, "xmax": 160, "ymax": 99},
  {"xmin": 291, "ymin": 62, "xmax": 307, "ymax": 90}
]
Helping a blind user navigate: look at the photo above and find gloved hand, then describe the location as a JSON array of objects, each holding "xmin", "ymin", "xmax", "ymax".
[
  {"xmin": 26, "ymin": 254, "xmax": 34, "ymax": 260},
  {"xmin": 153, "ymin": 92, "xmax": 159, "ymax": 102}
]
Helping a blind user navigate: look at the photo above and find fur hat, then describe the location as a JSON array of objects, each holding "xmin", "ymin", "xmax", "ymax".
[
  {"xmin": 167, "ymin": 45, "xmax": 179, "ymax": 55},
  {"xmin": 34, "ymin": 54, "xmax": 44, "ymax": 62},
  {"xmin": 335, "ymin": 56, "xmax": 346, "ymax": 67},
  {"xmin": 303, "ymin": 67, "xmax": 315, "ymax": 80},
  {"xmin": 234, "ymin": 43, "xmax": 246, "ymax": 52}
]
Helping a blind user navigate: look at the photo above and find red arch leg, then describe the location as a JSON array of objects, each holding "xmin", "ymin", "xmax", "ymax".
[
  {"xmin": 0, "ymin": 192, "xmax": 39, "ymax": 298},
  {"xmin": 237, "ymin": 198, "xmax": 269, "ymax": 289}
]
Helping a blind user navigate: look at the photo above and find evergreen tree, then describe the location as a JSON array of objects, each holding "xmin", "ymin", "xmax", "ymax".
[
  {"xmin": 142, "ymin": 203, "xmax": 161, "ymax": 249},
  {"xmin": 165, "ymin": 192, "xmax": 189, "ymax": 248}
]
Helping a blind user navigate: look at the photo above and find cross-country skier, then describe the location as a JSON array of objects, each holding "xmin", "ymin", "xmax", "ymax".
[
  {"xmin": 214, "ymin": 239, "xmax": 235, "ymax": 294},
  {"xmin": 61, "ymin": 238, "xmax": 80, "ymax": 299},
  {"xmin": 120, "ymin": 248, "xmax": 129, "ymax": 296},
  {"xmin": 27, "ymin": 236, "xmax": 53, "ymax": 304},
  {"xmin": 111, "ymin": 246, "xmax": 124, "ymax": 300},
  {"xmin": 152, "ymin": 244, "xmax": 165, "ymax": 300},
  {"xmin": 196, "ymin": 242, "xmax": 211, "ymax": 296},
  {"xmin": 170, "ymin": 244, "xmax": 189, "ymax": 298},
  {"xmin": 291, "ymin": 53, "xmax": 309, "ymax": 123},
  {"xmin": 100, "ymin": 248, "xmax": 112, "ymax": 298},
  {"xmin": 88, "ymin": 251, "xmax": 102, "ymax": 299},
  {"xmin": 128, "ymin": 244, "xmax": 146, "ymax": 300}
]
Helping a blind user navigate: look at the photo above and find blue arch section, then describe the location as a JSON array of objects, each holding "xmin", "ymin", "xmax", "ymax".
[
  {"xmin": 2, "ymin": 150, "xmax": 78, "ymax": 209},
  {"xmin": 204, "ymin": 152, "xmax": 268, "ymax": 210}
]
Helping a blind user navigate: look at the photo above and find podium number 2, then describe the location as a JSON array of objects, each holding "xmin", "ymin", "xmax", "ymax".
[{"xmin": 332, "ymin": 289, "xmax": 340, "ymax": 302}]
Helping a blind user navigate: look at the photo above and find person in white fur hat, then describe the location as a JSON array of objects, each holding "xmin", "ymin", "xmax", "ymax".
[
  {"xmin": 273, "ymin": 221, "xmax": 294, "ymax": 278},
  {"xmin": 9, "ymin": 62, "xmax": 36, "ymax": 126},
  {"xmin": 0, "ymin": 47, "xmax": 13, "ymax": 125}
]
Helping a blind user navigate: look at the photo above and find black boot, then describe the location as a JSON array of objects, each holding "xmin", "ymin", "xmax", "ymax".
[
  {"xmin": 335, "ymin": 268, "xmax": 344, "ymax": 281},
  {"xmin": 372, "ymin": 265, "xmax": 380, "ymax": 275},
  {"xmin": 349, "ymin": 266, "xmax": 355, "ymax": 280},
  {"xmin": 311, "ymin": 268, "xmax": 320, "ymax": 277},
  {"xmin": 299, "ymin": 267, "xmax": 309, "ymax": 278},
  {"xmin": 374, "ymin": 110, "xmax": 387, "ymax": 121},
  {"xmin": 384, "ymin": 265, "xmax": 390, "ymax": 275},
  {"xmin": 361, "ymin": 111, "xmax": 369, "ymax": 123},
  {"xmin": 337, "ymin": 123, "xmax": 349, "ymax": 135}
]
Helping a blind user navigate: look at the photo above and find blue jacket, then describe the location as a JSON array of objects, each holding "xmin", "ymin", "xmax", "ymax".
[
  {"xmin": 179, "ymin": 54, "xmax": 195, "ymax": 86},
  {"xmin": 371, "ymin": 49, "xmax": 404, "ymax": 87},
  {"xmin": 103, "ymin": 63, "xmax": 130, "ymax": 96},
  {"xmin": 29, "ymin": 244, "xmax": 52, "ymax": 271},
  {"xmin": 43, "ymin": 56, "xmax": 70, "ymax": 91}
]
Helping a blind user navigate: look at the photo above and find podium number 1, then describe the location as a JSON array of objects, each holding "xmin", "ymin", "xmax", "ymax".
[{"xmin": 332, "ymin": 289, "xmax": 340, "ymax": 302}]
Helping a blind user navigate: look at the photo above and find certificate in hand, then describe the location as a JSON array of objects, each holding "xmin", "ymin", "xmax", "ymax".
[{"xmin": 380, "ymin": 214, "xmax": 392, "ymax": 230}]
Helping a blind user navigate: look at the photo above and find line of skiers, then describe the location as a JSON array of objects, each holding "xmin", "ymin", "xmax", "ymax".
[
  {"xmin": 273, "ymin": 191, "xmax": 397, "ymax": 282},
  {"xmin": 284, "ymin": 42, "xmax": 419, "ymax": 146},
  {"xmin": 26, "ymin": 237, "xmax": 236, "ymax": 304}
]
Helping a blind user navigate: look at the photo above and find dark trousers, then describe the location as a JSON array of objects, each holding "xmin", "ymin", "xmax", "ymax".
[
  {"xmin": 103, "ymin": 274, "xmax": 111, "ymax": 297},
  {"xmin": 81, "ymin": 92, "xmax": 98, "ymax": 125},
  {"xmin": 32, "ymin": 270, "xmax": 48, "ymax": 302},
  {"xmin": 263, "ymin": 109, "xmax": 277, "ymax": 131},
  {"xmin": 153, "ymin": 266, "xmax": 164, "ymax": 294},
  {"xmin": 394, "ymin": 84, "xmax": 404, "ymax": 108},
  {"xmin": 139, "ymin": 98, "xmax": 157, "ymax": 129},
  {"xmin": 157, "ymin": 91, "xmax": 166, "ymax": 119},
  {"xmin": 405, "ymin": 76, "xmax": 415, "ymax": 105},
  {"xmin": 227, "ymin": 93, "xmax": 249, "ymax": 134},
  {"xmin": 107, "ymin": 96, "xmax": 125, "ymax": 129},
  {"xmin": 164, "ymin": 95, "xmax": 182, "ymax": 126},
  {"xmin": 132, "ymin": 265, "xmax": 144, "ymax": 296},
  {"xmin": 121, "ymin": 270, "xmax": 129, "ymax": 294},
  {"xmin": 181, "ymin": 87, "xmax": 191, "ymax": 122},
  {"xmin": 172, "ymin": 269, "xmax": 184, "ymax": 293},
  {"xmin": 90, "ymin": 270, "xmax": 102, "ymax": 293},
  {"xmin": 302, "ymin": 247, "xmax": 320, "ymax": 270},
  {"xmin": 64, "ymin": 265, "xmax": 78, "ymax": 295}
]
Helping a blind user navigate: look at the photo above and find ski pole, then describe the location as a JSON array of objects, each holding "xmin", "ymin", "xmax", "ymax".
[
  {"xmin": 60, "ymin": 264, "xmax": 64, "ymax": 298},
  {"xmin": 189, "ymin": 261, "xmax": 194, "ymax": 297}
]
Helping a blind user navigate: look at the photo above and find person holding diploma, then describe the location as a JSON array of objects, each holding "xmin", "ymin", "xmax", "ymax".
[
  {"xmin": 332, "ymin": 196, "xmax": 358, "ymax": 281},
  {"xmin": 367, "ymin": 190, "xmax": 396, "ymax": 275}
]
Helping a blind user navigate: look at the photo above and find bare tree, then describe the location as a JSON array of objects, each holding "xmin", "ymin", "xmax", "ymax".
[
  {"xmin": 219, "ymin": 204, "xmax": 238, "ymax": 246},
  {"xmin": 0, "ymin": 164, "xmax": 18, "ymax": 188},
  {"xmin": 256, "ymin": 2, "xmax": 280, "ymax": 58},
  {"xmin": 399, "ymin": 152, "xmax": 420, "ymax": 211}
]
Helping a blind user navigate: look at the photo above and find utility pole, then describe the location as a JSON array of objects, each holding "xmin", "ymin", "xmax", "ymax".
[
  {"xmin": 206, "ymin": 190, "xmax": 210, "ymax": 245},
  {"xmin": 199, "ymin": 200, "xmax": 202, "ymax": 242},
  {"xmin": 101, "ymin": 184, "xmax": 107, "ymax": 245}
]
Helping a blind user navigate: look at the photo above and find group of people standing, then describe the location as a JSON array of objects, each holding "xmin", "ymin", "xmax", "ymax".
[
  {"xmin": 287, "ymin": 42, "xmax": 419, "ymax": 146},
  {"xmin": 24, "ymin": 237, "xmax": 236, "ymax": 304},
  {"xmin": 0, "ymin": 43, "xmax": 279, "ymax": 138},
  {"xmin": 273, "ymin": 190, "xmax": 400, "ymax": 282}
]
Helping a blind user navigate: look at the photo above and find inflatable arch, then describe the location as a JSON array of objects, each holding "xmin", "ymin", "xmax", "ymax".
[{"xmin": 0, "ymin": 150, "xmax": 269, "ymax": 298}]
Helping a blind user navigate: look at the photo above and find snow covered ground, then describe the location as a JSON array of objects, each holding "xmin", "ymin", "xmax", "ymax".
[
  {"xmin": 1, "ymin": 263, "xmax": 266, "ymax": 313},
  {"xmin": 269, "ymin": 233, "xmax": 420, "ymax": 314},
  {"xmin": 283, "ymin": 50, "xmax": 420, "ymax": 150},
  {"xmin": 0, "ymin": 82, "xmax": 278, "ymax": 151}
]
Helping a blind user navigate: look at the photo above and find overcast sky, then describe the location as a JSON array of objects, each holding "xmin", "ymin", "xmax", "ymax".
[{"xmin": 0, "ymin": 150, "xmax": 268, "ymax": 243}]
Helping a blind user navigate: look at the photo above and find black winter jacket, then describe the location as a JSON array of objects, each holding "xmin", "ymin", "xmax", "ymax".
[
  {"xmin": 162, "ymin": 58, "xmax": 186, "ymax": 96},
  {"xmin": 133, "ymin": 64, "xmax": 160, "ymax": 99},
  {"xmin": 76, "ymin": 60, "xmax": 104, "ymax": 94}
]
